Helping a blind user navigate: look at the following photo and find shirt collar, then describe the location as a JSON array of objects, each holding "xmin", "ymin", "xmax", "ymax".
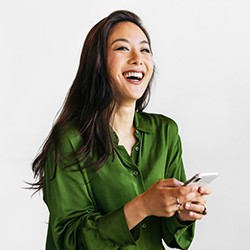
[
  {"xmin": 134, "ymin": 112, "xmax": 152, "ymax": 133},
  {"xmin": 112, "ymin": 112, "xmax": 152, "ymax": 144}
]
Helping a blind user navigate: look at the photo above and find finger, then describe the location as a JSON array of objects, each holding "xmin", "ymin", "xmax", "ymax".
[
  {"xmin": 177, "ymin": 209, "xmax": 204, "ymax": 221},
  {"xmin": 198, "ymin": 186, "xmax": 211, "ymax": 195},
  {"xmin": 174, "ymin": 179, "xmax": 184, "ymax": 186},
  {"xmin": 176, "ymin": 186, "xmax": 199, "ymax": 203},
  {"xmin": 175, "ymin": 197, "xmax": 183, "ymax": 212},
  {"xmin": 184, "ymin": 202, "xmax": 206, "ymax": 214},
  {"xmin": 185, "ymin": 211, "xmax": 205, "ymax": 221},
  {"xmin": 159, "ymin": 178, "xmax": 184, "ymax": 188},
  {"xmin": 191, "ymin": 195, "xmax": 207, "ymax": 205}
]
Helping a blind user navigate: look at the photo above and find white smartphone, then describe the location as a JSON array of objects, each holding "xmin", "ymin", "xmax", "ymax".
[{"xmin": 184, "ymin": 172, "xmax": 219, "ymax": 186}]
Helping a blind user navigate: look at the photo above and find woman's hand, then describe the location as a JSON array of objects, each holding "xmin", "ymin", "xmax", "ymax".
[
  {"xmin": 139, "ymin": 179, "xmax": 203, "ymax": 218},
  {"xmin": 124, "ymin": 178, "xmax": 206, "ymax": 229},
  {"xmin": 177, "ymin": 186, "xmax": 211, "ymax": 221}
]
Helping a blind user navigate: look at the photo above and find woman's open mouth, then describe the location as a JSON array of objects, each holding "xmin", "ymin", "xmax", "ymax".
[{"xmin": 123, "ymin": 71, "xmax": 144, "ymax": 82}]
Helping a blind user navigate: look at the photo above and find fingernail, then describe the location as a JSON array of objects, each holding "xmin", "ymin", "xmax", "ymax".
[{"xmin": 185, "ymin": 203, "xmax": 191, "ymax": 208}]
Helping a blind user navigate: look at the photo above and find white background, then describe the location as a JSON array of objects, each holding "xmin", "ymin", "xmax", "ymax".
[{"xmin": 1, "ymin": 0, "xmax": 250, "ymax": 249}]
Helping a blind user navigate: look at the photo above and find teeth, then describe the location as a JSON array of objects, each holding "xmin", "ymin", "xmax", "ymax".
[{"xmin": 124, "ymin": 72, "xmax": 143, "ymax": 80}]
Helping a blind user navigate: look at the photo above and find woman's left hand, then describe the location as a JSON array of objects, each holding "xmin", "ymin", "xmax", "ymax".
[{"xmin": 177, "ymin": 186, "xmax": 211, "ymax": 221}]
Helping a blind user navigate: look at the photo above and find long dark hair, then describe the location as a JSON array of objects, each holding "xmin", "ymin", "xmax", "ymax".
[{"xmin": 31, "ymin": 10, "xmax": 154, "ymax": 191}]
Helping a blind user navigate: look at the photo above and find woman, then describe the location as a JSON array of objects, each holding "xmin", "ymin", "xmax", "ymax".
[{"xmin": 31, "ymin": 10, "xmax": 210, "ymax": 250}]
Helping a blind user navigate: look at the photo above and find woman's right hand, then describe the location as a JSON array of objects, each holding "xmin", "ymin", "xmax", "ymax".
[
  {"xmin": 139, "ymin": 178, "xmax": 199, "ymax": 218},
  {"xmin": 124, "ymin": 178, "xmax": 199, "ymax": 230}
]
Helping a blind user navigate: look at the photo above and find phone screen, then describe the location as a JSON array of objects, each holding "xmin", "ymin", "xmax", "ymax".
[{"xmin": 184, "ymin": 172, "xmax": 219, "ymax": 186}]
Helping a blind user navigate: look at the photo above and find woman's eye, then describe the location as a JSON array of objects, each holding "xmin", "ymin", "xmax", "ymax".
[
  {"xmin": 115, "ymin": 46, "xmax": 129, "ymax": 51},
  {"xmin": 141, "ymin": 48, "xmax": 151, "ymax": 53}
]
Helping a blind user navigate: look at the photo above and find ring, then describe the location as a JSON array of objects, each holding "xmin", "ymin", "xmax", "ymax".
[
  {"xmin": 176, "ymin": 198, "xmax": 182, "ymax": 210},
  {"xmin": 201, "ymin": 205, "xmax": 207, "ymax": 215}
]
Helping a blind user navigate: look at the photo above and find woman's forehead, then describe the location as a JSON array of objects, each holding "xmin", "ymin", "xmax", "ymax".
[{"xmin": 108, "ymin": 22, "xmax": 149, "ymax": 44}]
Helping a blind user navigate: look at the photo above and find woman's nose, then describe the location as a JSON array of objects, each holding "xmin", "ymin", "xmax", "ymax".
[{"xmin": 128, "ymin": 51, "xmax": 143, "ymax": 65}]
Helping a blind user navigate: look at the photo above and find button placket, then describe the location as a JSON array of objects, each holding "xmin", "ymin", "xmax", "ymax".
[
  {"xmin": 134, "ymin": 130, "xmax": 140, "ymax": 152},
  {"xmin": 133, "ymin": 170, "xmax": 139, "ymax": 176},
  {"xmin": 135, "ymin": 129, "xmax": 140, "ymax": 136}
]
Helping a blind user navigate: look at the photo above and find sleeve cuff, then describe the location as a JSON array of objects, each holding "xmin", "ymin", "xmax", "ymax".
[
  {"xmin": 167, "ymin": 214, "xmax": 194, "ymax": 233},
  {"xmin": 162, "ymin": 214, "xmax": 195, "ymax": 250},
  {"xmin": 97, "ymin": 207, "xmax": 138, "ymax": 247}
]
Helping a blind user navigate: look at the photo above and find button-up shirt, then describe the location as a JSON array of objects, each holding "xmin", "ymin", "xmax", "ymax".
[{"xmin": 43, "ymin": 112, "xmax": 195, "ymax": 250}]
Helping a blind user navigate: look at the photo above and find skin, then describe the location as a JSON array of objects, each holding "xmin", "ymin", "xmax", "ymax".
[
  {"xmin": 107, "ymin": 21, "xmax": 154, "ymax": 154},
  {"xmin": 106, "ymin": 21, "xmax": 211, "ymax": 230},
  {"xmin": 107, "ymin": 21, "xmax": 154, "ymax": 107}
]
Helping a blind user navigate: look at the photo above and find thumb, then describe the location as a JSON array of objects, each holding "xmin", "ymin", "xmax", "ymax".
[{"xmin": 159, "ymin": 178, "xmax": 184, "ymax": 188}]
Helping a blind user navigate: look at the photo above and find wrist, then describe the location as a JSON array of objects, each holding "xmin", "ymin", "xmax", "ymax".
[{"xmin": 124, "ymin": 194, "xmax": 148, "ymax": 230}]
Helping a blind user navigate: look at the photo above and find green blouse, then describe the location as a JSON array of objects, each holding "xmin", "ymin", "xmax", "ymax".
[{"xmin": 43, "ymin": 112, "xmax": 195, "ymax": 250}]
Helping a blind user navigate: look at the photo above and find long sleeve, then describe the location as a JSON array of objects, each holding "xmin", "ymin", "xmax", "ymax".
[
  {"xmin": 43, "ymin": 127, "xmax": 136, "ymax": 250},
  {"xmin": 42, "ymin": 113, "xmax": 196, "ymax": 250},
  {"xmin": 161, "ymin": 124, "xmax": 195, "ymax": 250}
]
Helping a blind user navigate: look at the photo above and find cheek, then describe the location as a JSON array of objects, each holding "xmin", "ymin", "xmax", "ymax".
[
  {"xmin": 147, "ymin": 64, "xmax": 154, "ymax": 79},
  {"xmin": 107, "ymin": 56, "xmax": 120, "ymax": 74},
  {"xmin": 149, "ymin": 59, "xmax": 155, "ymax": 70},
  {"xmin": 146, "ymin": 58, "xmax": 154, "ymax": 71},
  {"xmin": 107, "ymin": 61, "xmax": 116, "ymax": 79}
]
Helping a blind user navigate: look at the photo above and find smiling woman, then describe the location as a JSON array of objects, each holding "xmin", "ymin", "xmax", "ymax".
[
  {"xmin": 107, "ymin": 21, "xmax": 154, "ymax": 107},
  {"xmin": 30, "ymin": 10, "xmax": 211, "ymax": 250}
]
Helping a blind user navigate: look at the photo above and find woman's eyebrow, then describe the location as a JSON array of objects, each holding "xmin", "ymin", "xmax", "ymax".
[{"xmin": 111, "ymin": 38, "xmax": 149, "ymax": 45}]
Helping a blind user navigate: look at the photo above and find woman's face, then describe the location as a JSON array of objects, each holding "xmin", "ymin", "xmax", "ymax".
[{"xmin": 107, "ymin": 21, "xmax": 154, "ymax": 106}]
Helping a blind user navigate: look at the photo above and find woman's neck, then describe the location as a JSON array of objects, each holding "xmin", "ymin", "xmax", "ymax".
[
  {"xmin": 110, "ymin": 104, "xmax": 136, "ymax": 155},
  {"xmin": 110, "ymin": 104, "xmax": 135, "ymax": 133}
]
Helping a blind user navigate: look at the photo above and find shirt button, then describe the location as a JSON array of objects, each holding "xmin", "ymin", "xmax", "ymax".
[
  {"xmin": 135, "ymin": 146, "xmax": 139, "ymax": 151},
  {"xmin": 142, "ymin": 223, "xmax": 147, "ymax": 228},
  {"xmin": 133, "ymin": 171, "xmax": 139, "ymax": 176}
]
